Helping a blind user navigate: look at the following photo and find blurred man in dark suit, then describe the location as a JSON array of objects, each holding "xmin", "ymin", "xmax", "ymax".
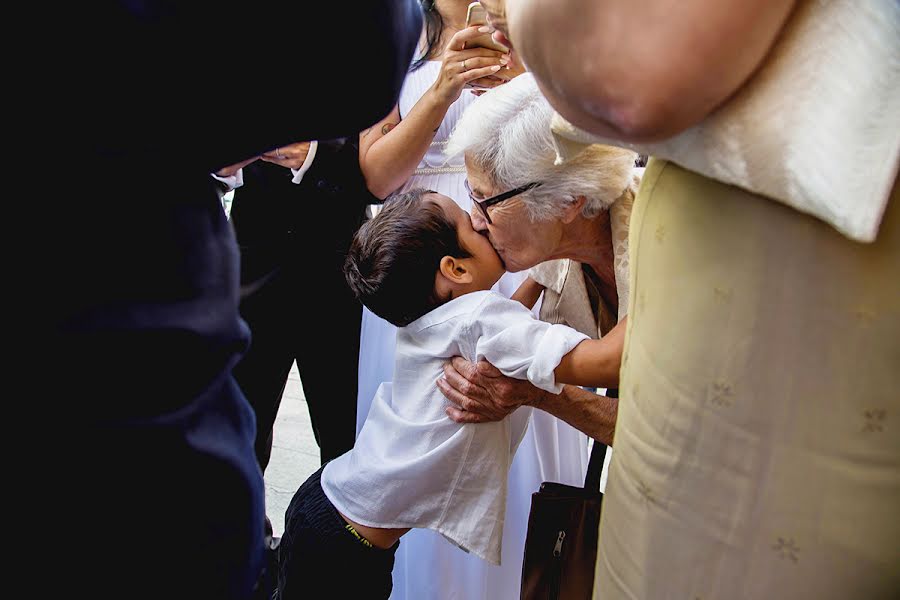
[
  {"xmin": 45, "ymin": 2, "xmax": 421, "ymax": 598},
  {"xmin": 216, "ymin": 137, "xmax": 375, "ymax": 471}
]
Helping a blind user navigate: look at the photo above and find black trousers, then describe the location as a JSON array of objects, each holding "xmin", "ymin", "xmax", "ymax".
[
  {"xmin": 278, "ymin": 466, "xmax": 398, "ymax": 600},
  {"xmin": 232, "ymin": 259, "xmax": 362, "ymax": 470}
]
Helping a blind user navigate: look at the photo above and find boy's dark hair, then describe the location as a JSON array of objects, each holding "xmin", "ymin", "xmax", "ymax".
[{"xmin": 344, "ymin": 189, "xmax": 471, "ymax": 327}]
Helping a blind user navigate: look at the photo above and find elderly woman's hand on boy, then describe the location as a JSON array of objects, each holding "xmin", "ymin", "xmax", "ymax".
[{"xmin": 438, "ymin": 356, "xmax": 550, "ymax": 423}]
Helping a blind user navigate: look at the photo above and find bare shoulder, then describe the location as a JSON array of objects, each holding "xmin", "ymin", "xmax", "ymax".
[{"xmin": 513, "ymin": 0, "xmax": 798, "ymax": 141}]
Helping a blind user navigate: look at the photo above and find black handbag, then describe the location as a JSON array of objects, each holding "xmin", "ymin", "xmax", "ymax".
[{"xmin": 520, "ymin": 390, "xmax": 614, "ymax": 600}]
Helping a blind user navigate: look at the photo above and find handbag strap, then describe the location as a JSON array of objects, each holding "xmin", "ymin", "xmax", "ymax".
[
  {"xmin": 583, "ymin": 387, "xmax": 617, "ymax": 491},
  {"xmin": 583, "ymin": 438, "xmax": 606, "ymax": 491}
]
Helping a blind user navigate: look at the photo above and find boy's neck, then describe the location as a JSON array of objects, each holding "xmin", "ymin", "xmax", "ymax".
[
  {"xmin": 438, "ymin": 276, "xmax": 498, "ymax": 305},
  {"xmin": 451, "ymin": 281, "xmax": 492, "ymax": 298}
]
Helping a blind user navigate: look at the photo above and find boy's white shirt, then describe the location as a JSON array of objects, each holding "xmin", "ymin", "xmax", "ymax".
[{"xmin": 321, "ymin": 290, "xmax": 589, "ymax": 565}]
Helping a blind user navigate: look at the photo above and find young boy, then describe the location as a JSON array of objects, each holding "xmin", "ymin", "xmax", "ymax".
[{"xmin": 277, "ymin": 189, "xmax": 617, "ymax": 599}]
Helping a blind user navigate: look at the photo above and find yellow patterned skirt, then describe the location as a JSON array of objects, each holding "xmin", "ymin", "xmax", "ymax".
[{"xmin": 597, "ymin": 159, "xmax": 900, "ymax": 598}]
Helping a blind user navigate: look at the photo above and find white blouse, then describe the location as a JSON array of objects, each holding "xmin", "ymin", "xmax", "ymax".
[{"xmin": 321, "ymin": 291, "xmax": 589, "ymax": 565}]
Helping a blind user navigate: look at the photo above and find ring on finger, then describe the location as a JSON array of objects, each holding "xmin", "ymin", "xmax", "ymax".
[{"xmin": 461, "ymin": 59, "xmax": 467, "ymax": 70}]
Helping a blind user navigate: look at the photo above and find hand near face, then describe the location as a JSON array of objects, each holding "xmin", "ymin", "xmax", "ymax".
[
  {"xmin": 468, "ymin": 47, "xmax": 526, "ymax": 96},
  {"xmin": 466, "ymin": 0, "xmax": 526, "ymax": 92},
  {"xmin": 431, "ymin": 26, "xmax": 511, "ymax": 105},
  {"xmin": 260, "ymin": 141, "xmax": 312, "ymax": 170},
  {"xmin": 478, "ymin": 0, "xmax": 509, "ymax": 37},
  {"xmin": 475, "ymin": 0, "xmax": 518, "ymax": 59}
]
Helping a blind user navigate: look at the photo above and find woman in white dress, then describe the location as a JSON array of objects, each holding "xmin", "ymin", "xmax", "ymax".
[{"xmin": 356, "ymin": 2, "xmax": 592, "ymax": 598}]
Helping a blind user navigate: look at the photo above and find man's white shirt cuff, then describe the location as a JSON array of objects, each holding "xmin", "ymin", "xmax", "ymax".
[
  {"xmin": 211, "ymin": 169, "xmax": 244, "ymax": 190},
  {"xmin": 291, "ymin": 140, "xmax": 319, "ymax": 184}
]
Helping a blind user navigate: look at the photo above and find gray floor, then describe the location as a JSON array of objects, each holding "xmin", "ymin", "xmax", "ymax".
[{"xmin": 264, "ymin": 363, "xmax": 321, "ymax": 536}]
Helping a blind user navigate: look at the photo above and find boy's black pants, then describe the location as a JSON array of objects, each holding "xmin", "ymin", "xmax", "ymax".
[{"xmin": 278, "ymin": 466, "xmax": 399, "ymax": 600}]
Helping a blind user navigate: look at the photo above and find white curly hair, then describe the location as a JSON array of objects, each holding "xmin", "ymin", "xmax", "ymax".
[{"xmin": 446, "ymin": 73, "xmax": 637, "ymax": 222}]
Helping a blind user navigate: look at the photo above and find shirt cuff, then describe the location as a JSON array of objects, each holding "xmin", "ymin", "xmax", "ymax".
[
  {"xmin": 291, "ymin": 140, "xmax": 319, "ymax": 184},
  {"xmin": 527, "ymin": 324, "xmax": 590, "ymax": 394},
  {"xmin": 211, "ymin": 168, "xmax": 244, "ymax": 190}
]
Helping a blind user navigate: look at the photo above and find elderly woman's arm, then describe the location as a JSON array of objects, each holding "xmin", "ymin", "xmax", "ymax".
[
  {"xmin": 439, "ymin": 360, "xmax": 619, "ymax": 445},
  {"xmin": 359, "ymin": 27, "xmax": 510, "ymax": 199},
  {"xmin": 507, "ymin": 0, "xmax": 796, "ymax": 142},
  {"xmin": 438, "ymin": 316, "xmax": 627, "ymax": 445},
  {"xmin": 537, "ymin": 385, "xmax": 618, "ymax": 446}
]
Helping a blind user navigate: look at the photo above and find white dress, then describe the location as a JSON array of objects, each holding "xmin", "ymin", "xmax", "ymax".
[{"xmin": 356, "ymin": 61, "xmax": 591, "ymax": 599}]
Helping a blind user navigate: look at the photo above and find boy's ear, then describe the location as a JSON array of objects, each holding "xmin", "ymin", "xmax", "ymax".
[
  {"xmin": 439, "ymin": 256, "xmax": 474, "ymax": 284},
  {"xmin": 561, "ymin": 196, "xmax": 587, "ymax": 224}
]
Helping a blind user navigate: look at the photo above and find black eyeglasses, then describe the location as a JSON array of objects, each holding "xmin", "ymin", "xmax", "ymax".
[{"xmin": 464, "ymin": 179, "xmax": 541, "ymax": 225}]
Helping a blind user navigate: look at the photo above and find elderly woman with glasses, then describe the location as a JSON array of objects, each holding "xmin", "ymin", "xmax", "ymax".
[{"xmin": 441, "ymin": 73, "xmax": 639, "ymax": 445}]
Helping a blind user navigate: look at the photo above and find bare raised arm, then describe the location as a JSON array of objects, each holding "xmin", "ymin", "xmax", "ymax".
[
  {"xmin": 358, "ymin": 26, "xmax": 509, "ymax": 199},
  {"xmin": 509, "ymin": 0, "xmax": 797, "ymax": 141},
  {"xmin": 358, "ymin": 104, "xmax": 412, "ymax": 199}
]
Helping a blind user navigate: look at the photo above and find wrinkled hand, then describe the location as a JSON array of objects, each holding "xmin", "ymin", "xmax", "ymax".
[
  {"xmin": 260, "ymin": 141, "xmax": 311, "ymax": 170},
  {"xmin": 437, "ymin": 356, "xmax": 550, "ymax": 423},
  {"xmin": 430, "ymin": 26, "xmax": 510, "ymax": 106}
]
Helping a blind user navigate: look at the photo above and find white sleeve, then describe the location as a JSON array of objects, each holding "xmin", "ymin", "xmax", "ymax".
[
  {"xmin": 290, "ymin": 140, "xmax": 319, "ymax": 184},
  {"xmin": 210, "ymin": 168, "xmax": 245, "ymax": 190},
  {"xmin": 470, "ymin": 294, "xmax": 589, "ymax": 394}
]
